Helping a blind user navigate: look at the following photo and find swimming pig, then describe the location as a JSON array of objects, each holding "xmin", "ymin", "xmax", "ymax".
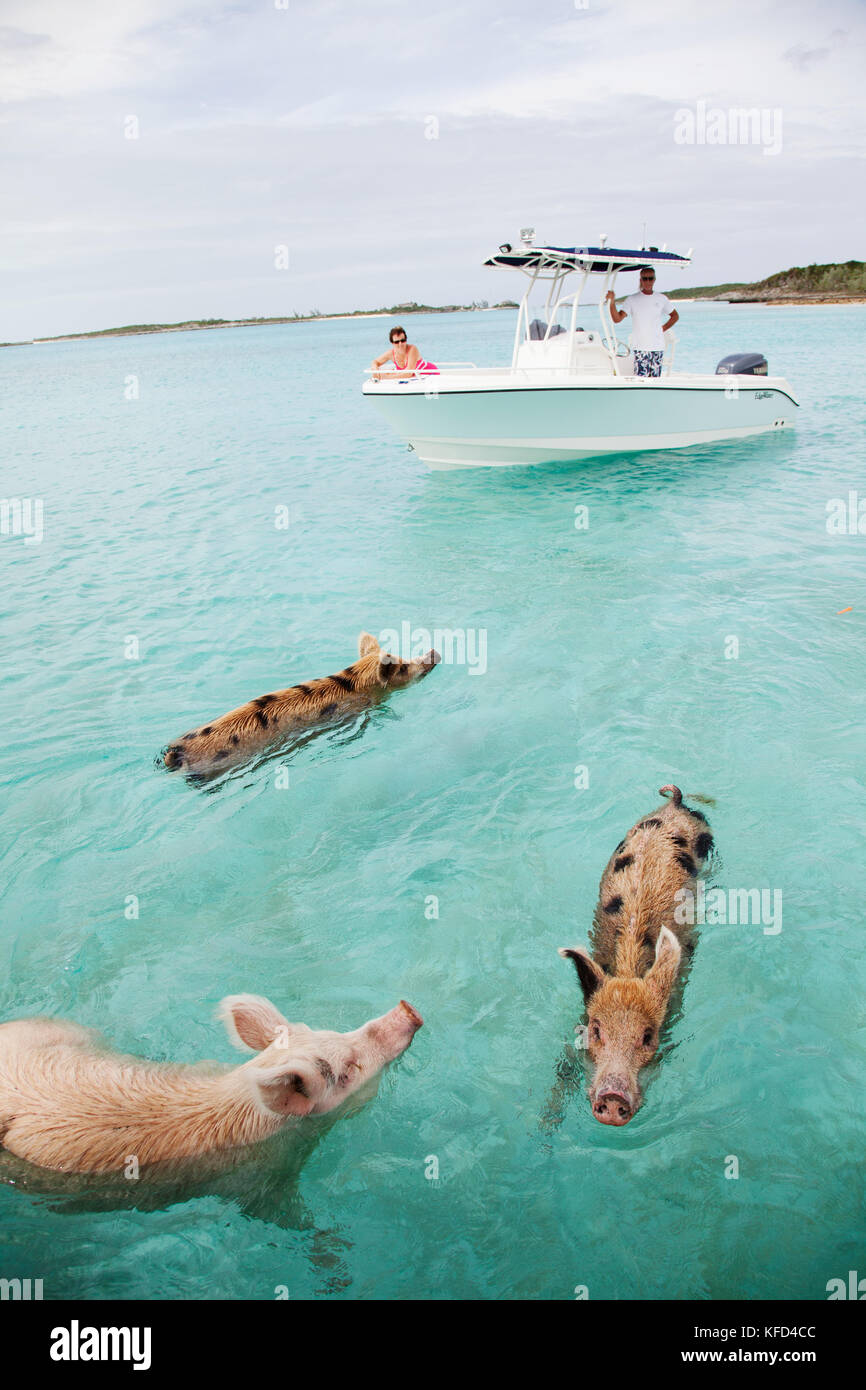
[
  {"xmin": 0, "ymin": 995, "xmax": 423, "ymax": 1174},
  {"xmin": 161, "ymin": 631, "xmax": 440, "ymax": 775},
  {"xmin": 559, "ymin": 785, "xmax": 713, "ymax": 1126}
]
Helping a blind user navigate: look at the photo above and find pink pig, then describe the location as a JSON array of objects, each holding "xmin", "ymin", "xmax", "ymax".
[{"xmin": 0, "ymin": 994, "xmax": 423, "ymax": 1174}]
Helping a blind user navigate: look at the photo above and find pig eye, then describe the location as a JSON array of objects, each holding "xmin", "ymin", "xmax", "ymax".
[{"xmin": 642, "ymin": 1028, "xmax": 654, "ymax": 1047}]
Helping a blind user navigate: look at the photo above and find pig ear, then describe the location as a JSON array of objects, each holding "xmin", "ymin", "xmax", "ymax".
[
  {"xmin": 559, "ymin": 947, "xmax": 605, "ymax": 1001},
  {"xmin": 218, "ymin": 994, "xmax": 291, "ymax": 1053},
  {"xmin": 358, "ymin": 632, "xmax": 380, "ymax": 657},
  {"xmin": 377, "ymin": 653, "xmax": 399, "ymax": 684},
  {"xmin": 254, "ymin": 1061, "xmax": 323, "ymax": 1118},
  {"xmin": 643, "ymin": 927, "xmax": 682, "ymax": 1005}
]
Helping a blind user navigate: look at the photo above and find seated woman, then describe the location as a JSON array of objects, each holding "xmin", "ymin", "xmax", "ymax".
[{"xmin": 371, "ymin": 326, "xmax": 438, "ymax": 381}]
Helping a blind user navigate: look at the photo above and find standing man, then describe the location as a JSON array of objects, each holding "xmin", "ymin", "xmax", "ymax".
[{"xmin": 606, "ymin": 266, "xmax": 679, "ymax": 377}]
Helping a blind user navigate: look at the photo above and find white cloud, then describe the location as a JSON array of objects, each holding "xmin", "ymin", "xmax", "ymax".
[{"xmin": 0, "ymin": 0, "xmax": 863, "ymax": 339}]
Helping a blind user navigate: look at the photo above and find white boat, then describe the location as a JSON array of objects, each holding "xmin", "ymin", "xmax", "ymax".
[{"xmin": 362, "ymin": 233, "xmax": 799, "ymax": 470}]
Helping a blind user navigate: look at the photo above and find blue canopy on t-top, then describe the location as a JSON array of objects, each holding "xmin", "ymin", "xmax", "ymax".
[{"xmin": 484, "ymin": 244, "xmax": 691, "ymax": 274}]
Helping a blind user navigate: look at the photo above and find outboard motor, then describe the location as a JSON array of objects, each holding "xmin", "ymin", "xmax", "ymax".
[{"xmin": 716, "ymin": 352, "xmax": 768, "ymax": 376}]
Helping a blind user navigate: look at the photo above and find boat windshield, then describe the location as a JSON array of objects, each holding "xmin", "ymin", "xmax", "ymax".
[{"xmin": 524, "ymin": 297, "xmax": 582, "ymax": 342}]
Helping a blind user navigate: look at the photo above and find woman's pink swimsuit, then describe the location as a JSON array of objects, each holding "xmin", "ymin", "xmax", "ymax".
[{"xmin": 391, "ymin": 349, "xmax": 438, "ymax": 377}]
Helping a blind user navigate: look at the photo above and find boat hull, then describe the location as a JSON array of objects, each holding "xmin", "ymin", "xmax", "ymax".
[{"xmin": 363, "ymin": 374, "xmax": 799, "ymax": 469}]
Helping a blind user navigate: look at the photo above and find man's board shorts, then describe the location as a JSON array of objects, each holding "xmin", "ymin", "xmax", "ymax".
[{"xmin": 632, "ymin": 349, "xmax": 664, "ymax": 378}]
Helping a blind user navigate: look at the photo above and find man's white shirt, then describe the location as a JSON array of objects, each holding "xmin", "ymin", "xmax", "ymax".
[{"xmin": 622, "ymin": 291, "xmax": 671, "ymax": 351}]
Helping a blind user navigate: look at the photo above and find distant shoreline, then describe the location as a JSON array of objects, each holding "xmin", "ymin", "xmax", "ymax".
[
  {"xmin": 662, "ymin": 296, "xmax": 866, "ymax": 306},
  {"xmin": 1, "ymin": 303, "xmax": 515, "ymax": 349},
  {"xmin": 3, "ymin": 291, "xmax": 864, "ymax": 349},
  {"xmin": 734, "ymin": 297, "xmax": 866, "ymax": 306},
  {"xmin": 672, "ymin": 295, "xmax": 866, "ymax": 306},
  {"xmin": 668, "ymin": 260, "xmax": 865, "ymax": 306}
]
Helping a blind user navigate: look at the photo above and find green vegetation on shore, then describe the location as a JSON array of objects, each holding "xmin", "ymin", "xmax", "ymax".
[
  {"xmin": 7, "ymin": 299, "xmax": 518, "ymax": 347},
  {"xmin": 668, "ymin": 260, "xmax": 865, "ymax": 303},
  {"xmin": 666, "ymin": 283, "xmax": 745, "ymax": 301}
]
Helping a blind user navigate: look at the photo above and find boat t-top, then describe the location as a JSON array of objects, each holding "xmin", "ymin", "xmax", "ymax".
[{"xmin": 362, "ymin": 230, "xmax": 799, "ymax": 469}]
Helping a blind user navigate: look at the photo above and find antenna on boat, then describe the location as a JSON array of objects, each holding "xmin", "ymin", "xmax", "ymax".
[{"xmin": 641, "ymin": 220, "xmax": 647, "ymax": 248}]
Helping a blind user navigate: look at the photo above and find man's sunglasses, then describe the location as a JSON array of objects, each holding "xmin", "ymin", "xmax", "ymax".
[{"xmin": 391, "ymin": 336, "xmax": 407, "ymax": 343}]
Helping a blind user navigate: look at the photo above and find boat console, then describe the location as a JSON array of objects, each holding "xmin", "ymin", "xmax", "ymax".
[{"xmin": 516, "ymin": 327, "xmax": 612, "ymax": 375}]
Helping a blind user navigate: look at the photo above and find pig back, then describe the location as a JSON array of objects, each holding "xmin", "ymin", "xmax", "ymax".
[{"xmin": 590, "ymin": 793, "xmax": 714, "ymax": 974}]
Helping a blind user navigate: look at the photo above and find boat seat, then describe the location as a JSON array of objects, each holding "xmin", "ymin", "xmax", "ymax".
[
  {"xmin": 528, "ymin": 319, "xmax": 566, "ymax": 340},
  {"xmin": 517, "ymin": 329, "xmax": 613, "ymax": 373}
]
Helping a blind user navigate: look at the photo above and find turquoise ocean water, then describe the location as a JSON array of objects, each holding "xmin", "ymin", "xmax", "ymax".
[{"xmin": 1, "ymin": 304, "xmax": 864, "ymax": 1300}]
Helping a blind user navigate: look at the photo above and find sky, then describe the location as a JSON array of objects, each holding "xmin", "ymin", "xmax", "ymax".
[{"xmin": 1, "ymin": 0, "xmax": 864, "ymax": 340}]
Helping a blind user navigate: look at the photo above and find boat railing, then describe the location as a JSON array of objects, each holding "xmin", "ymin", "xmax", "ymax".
[
  {"xmin": 662, "ymin": 330, "xmax": 677, "ymax": 374},
  {"xmin": 364, "ymin": 362, "xmax": 478, "ymax": 376},
  {"xmin": 364, "ymin": 363, "xmax": 629, "ymax": 380}
]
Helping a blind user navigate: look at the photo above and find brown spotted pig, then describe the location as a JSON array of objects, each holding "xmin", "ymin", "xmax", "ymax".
[
  {"xmin": 559, "ymin": 785, "xmax": 713, "ymax": 1126},
  {"xmin": 161, "ymin": 631, "xmax": 440, "ymax": 776}
]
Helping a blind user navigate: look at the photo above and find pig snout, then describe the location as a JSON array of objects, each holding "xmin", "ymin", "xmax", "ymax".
[
  {"xmin": 364, "ymin": 1000, "xmax": 424, "ymax": 1061},
  {"xmin": 397, "ymin": 999, "xmax": 424, "ymax": 1031},
  {"xmin": 421, "ymin": 650, "xmax": 440, "ymax": 674},
  {"xmin": 591, "ymin": 1078, "xmax": 636, "ymax": 1126}
]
